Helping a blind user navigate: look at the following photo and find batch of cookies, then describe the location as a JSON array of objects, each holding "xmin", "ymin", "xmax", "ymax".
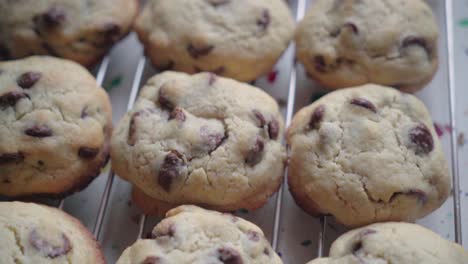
[{"xmin": 0, "ymin": 0, "xmax": 466, "ymax": 263}]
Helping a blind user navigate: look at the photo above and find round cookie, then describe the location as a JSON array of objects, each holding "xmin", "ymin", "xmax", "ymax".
[
  {"xmin": 296, "ymin": 0, "xmax": 438, "ymax": 92},
  {"xmin": 307, "ymin": 222, "xmax": 468, "ymax": 264},
  {"xmin": 0, "ymin": 0, "xmax": 138, "ymax": 66},
  {"xmin": 134, "ymin": 0, "xmax": 295, "ymax": 82},
  {"xmin": 287, "ymin": 84, "xmax": 449, "ymax": 227},
  {"xmin": 111, "ymin": 71, "xmax": 286, "ymax": 215},
  {"xmin": 116, "ymin": 205, "xmax": 282, "ymax": 264},
  {"xmin": 0, "ymin": 201, "xmax": 105, "ymax": 264},
  {"xmin": 0, "ymin": 56, "xmax": 112, "ymax": 197}
]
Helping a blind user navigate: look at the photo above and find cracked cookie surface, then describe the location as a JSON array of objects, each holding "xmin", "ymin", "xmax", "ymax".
[
  {"xmin": 134, "ymin": 0, "xmax": 295, "ymax": 82},
  {"xmin": 0, "ymin": 0, "xmax": 138, "ymax": 66},
  {"xmin": 287, "ymin": 84, "xmax": 449, "ymax": 227},
  {"xmin": 296, "ymin": 0, "xmax": 438, "ymax": 92},
  {"xmin": 0, "ymin": 56, "xmax": 112, "ymax": 197},
  {"xmin": 307, "ymin": 222, "xmax": 468, "ymax": 264},
  {"xmin": 116, "ymin": 205, "xmax": 282, "ymax": 264},
  {"xmin": 0, "ymin": 201, "xmax": 105, "ymax": 264},
  {"xmin": 111, "ymin": 71, "xmax": 286, "ymax": 215}
]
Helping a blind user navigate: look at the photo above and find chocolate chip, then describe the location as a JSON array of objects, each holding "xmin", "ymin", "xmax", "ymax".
[
  {"xmin": 158, "ymin": 88, "xmax": 175, "ymax": 111},
  {"xmin": 206, "ymin": 0, "xmax": 230, "ymax": 6},
  {"xmin": 29, "ymin": 229, "xmax": 72, "ymax": 258},
  {"xmin": 0, "ymin": 152, "xmax": 24, "ymax": 165},
  {"xmin": 409, "ymin": 124, "xmax": 434, "ymax": 155},
  {"xmin": 350, "ymin": 98, "xmax": 377, "ymax": 113},
  {"xmin": 158, "ymin": 151, "xmax": 185, "ymax": 192},
  {"xmin": 257, "ymin": 9, "xmax": 271, "ymax": 31},
  {"xmin": 263, "ymin": 248, "xmax": 270, "ymax": 256},
  {"xmin": 352, "ymin": 241, "xmax": 363, "ymax": 253},
  {"xmin": 42, "ymin": 7, "xmax": 66, "ymax": 27},
  {"xmin": 187, "ymin": 43, "xmax": 214, "ymax": 59},
  {"xmin": 169, "ymin": 107, "xmax": 186, "ymax": 122},
  {"xmin": 402, "ymin": 36, "xmax": 432, "ymax": 58},
  {"xmin": 218, "ymin": 247, "xmax": 243, "ymax": 264},
  {"xmin": 208, "ymin": 73, "xmax": 217, "ymax": 85},
  {"xmin": 17, "ymin": 72, "xmax": 42, "ymax": 89},
  {"xmin": 246, "ymin": 230, "xmax": 260, "ymax": 242},
  {"xmin": 245, "ymin": 137, "xmax": 264, "ymax": 166},
  {"xmin": 0, "ymin": 44, "xmax": 11, "ymax": 60},
  {"xmin": 152, "ymin": 225, "xmax": 175, "ymax": 238},
  {"xmin": 313, "ymin": 55, "xmax": 327, "ymax": 73},
  {"xmin": 389, "ymin": 189, "xmax": 428, "ymax": 204},
  {"xmin": 200, "ymin": 126, "xmax": 227, "ymax": 153},
  {"xmin": 101, "ymin": 23, "xmax": 121, "ymax": 41},
  {"xmin": 309, "ymin": 105, "xmax": 325, "ymax": 130},
  {"xmin": 268, "ymin": 119, "xmax": 279, "ymax": 140},
  {"xmin": 344, "ymin": 22, "xmax": 359, "ymax": 34},
  {"xmin": 25, "ymin": 125, "xmax": 52, "ymax": 138},
  {"xmin": 156, "ymin": 60, "xmax": 175, "ymax": 72},
  {"xmin": 252, "ymin": 110, "xmax": 266, "ymax": 127},
  {"xmin": 142, "ymin": 256, "xmax": 161, "ymax": 264},
  {"xmin": 78, "ymin": 147, "xmax": 99, "ymax": 159},
  {"xmin": 0, "ymin": 91, "xmax": 27, "ymax": 109},
  {"xmin": 81, "ymin": 106, "xmax": 88, "ymax": 118},
  {"xmin": 128, "ymin": 111, "xmax": 141, "ymax": 146}
]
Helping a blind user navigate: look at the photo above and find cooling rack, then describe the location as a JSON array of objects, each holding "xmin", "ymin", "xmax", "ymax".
[{"xmin": 2, "ymin": 1, "xmax": 464, "ymax": 263}]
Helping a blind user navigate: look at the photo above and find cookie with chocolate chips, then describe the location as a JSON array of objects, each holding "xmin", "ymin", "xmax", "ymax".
[
  {"xmin": 307, "ymin": 222, "xmax": 468, "ymax": 264},
  {"xmin": 296, "ymin": 0, "xmax": 439, "ymax": 92},
  {"xmin": 111, "ymin": 71, "xmax": 286, "ymax": 215},
  {"xmin": 0, "ymin": 0, "xmax": 138, "ymax": 66},
  {"xmin": 0, "ymin": 56, "xmax": 112, "ymax": 197},
  {"xmin": 134, "ymin": 0, "xmax": 294, "ymax": 82},
  {"xmin": 0, "ymin": 201, "xmax": 105, "ymax": 263},
  {"xmin": 116, "ymin": 205, "xmax": 282, "ymax": 264},
  {"xmin": 287, "ymin": 84, "xmax": 449, "ymax": 227}
]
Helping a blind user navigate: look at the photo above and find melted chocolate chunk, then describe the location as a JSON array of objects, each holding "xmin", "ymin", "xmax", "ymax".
[
  {"xmin": 246, "ymin": 230, "xmax": 260, "ymax": 242},
  {"xmin": 142, "ymin": 256, "xmax": 161, "ymax": 264},
  {"xmin": 245, "ymin": 137, "xmax": 264, "ymax": 166},
  {"xmin": 187, "ymin": 43, "xmax": 214, "ymax": 59},
  {"xmin": 309, "ymin": 105, "xmax": 325, "ymax": 130},
  {"xmin": 0, "ymin": 91, "xmax": 27, "ymax": 109},
  {"xmin": 128, "ymin": 111, "xmax": 141, "ymax": 146},
  {"xmin": 257, "ymin": 9, "xmax": 271, "ymax": 31},
  {"xmin": 268, "ymin": 119, "xmax": 279, "ymax": 139},
  {"xmin": 409, "ymin": 124, "xmax": 434, "ymax": 155},
  {"xmin": 218, "ymin": 247, "xmax": 243, "ymax": 264},
  {"xmin": 42, "ymin": 7, "xmax": 66, "ymax": 27},
  {"xmin": 206, "ymin": 0, "xmax": 230, "ymax": 6},
  {"xmin": 78, "ymin": 147, "xmax": 99, "ymax": 159},
  {"xmin": 350, "ymin": 98, "xmax": 377, "ymax": 113},
  {"xmin": 200, "ymin": 126, "xmax": 227, "ymax": 153},
  {"xmin": 158, "ymin": 151, "xmax": 185, "ymax": 192},
  {"xmin": 25, "ymin": 125, "xmax": 53, "ymax": 138},
  {"xmin": 0, "ymin": 152, "xmax": 24, "ymax": 165},
  {"xmin": 81, "ymin": 106, "xmax": 88, "ymax": 118},
  {"xmin": 208, "ymin": 73, "xmax": 217, "ymax": 85},
  {"xmin": 252, "ymin": 110, "xmax": 266, "ymax": 127},
  {"xmin": 402, "ymin": 36, "xmax": 432, "ymax": 58},
  {"xmin": 29, "ymin": 229, "xmax": 72, "ymax": 258},
  {"xmin": 352, "ymin": 241, "xmax": 363, "ymax": 253},
  {"xmin": 313, "ymin": 55, "xmax": 327, "ymax": 73},
  {"xmin": 169, "ymin": 107, "xmax": 186, "ymax": 122},
  {"xmin": 389, "ymin": 189, "xmax": 428, "ymax": 204},
  {"xmin": 17, "ymin": 72, "xmax": 42, "ymax": 89},
  {"xmin": 158, "ymin": 88, "xmax": 175, "ymax": 111}
]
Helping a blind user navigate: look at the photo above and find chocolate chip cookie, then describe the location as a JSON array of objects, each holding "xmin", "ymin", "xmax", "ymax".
[
  {"xmin": 287, "ymin": 84, "xmax": 449, "ymax": 227},
  {"xmin": 134, "ymin": 0, "xmax": 295, "ymax": 82},
  {"xmin": 296, "ymin": 0, "xmax": 439, "ymax": 92},
  {"xmin": 0, "ymin": 56, "xmax": 112, "ymax": 197},
  {"xmin": 307, "ymin": 222, "xmax": 468, "ymax": 264},
  {"xmin": 111, "ymin": 71, "xmax": 286, "ymax": 215},
  {"xmin": 0, "ymin": 201, "xmax": 105, "ymax": 264},
  {"xmin": 0, "ymin": 0, "xmax": 138, "ymax": 66},
  {"xmin": 116, "ymin": 205, "xmax": 282, "ymax": 264}
]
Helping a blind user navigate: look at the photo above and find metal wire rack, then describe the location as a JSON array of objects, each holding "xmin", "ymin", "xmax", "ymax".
[{"xmin": 17, "ymin": 0, "xmax": 462, "ymax": 262}]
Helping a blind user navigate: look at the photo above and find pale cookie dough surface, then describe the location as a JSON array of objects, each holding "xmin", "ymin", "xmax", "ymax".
[
  {"xmin": 287, "ymin": 84, "xmax": 449, "ymax": 227},
  {"xmin": 111, "ymin": 71, "xmax": 286, "ymax": 213},
  {"xmin": 307, "ymin": 222, "xmax": 468, "ymax": 264},
  {"xmin": 0, "ymin": 0, "xmax": 138, "ymax": 66},
  {"xmin": 296, "ymin": 0, "xmax": 438, "ymax": 92},
  {"xmin": 134, "ymin": 0, "xmax": 295, "ymax": 82},
  {"xmin": 116, "ymin": 205, "xmax": 282, "ymax": 264},
  {"xmin": 0, "ymin": 56, "xmax": 112, "ymax": 197},
  {"xmin": 0, "ymin": 201, "xmax": 105, "ymax": 264}
]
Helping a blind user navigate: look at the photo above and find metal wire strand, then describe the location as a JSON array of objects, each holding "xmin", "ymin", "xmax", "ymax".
[{"xmin": 93, "ymin": 57, "xmax": 147, "ymax": 239}]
